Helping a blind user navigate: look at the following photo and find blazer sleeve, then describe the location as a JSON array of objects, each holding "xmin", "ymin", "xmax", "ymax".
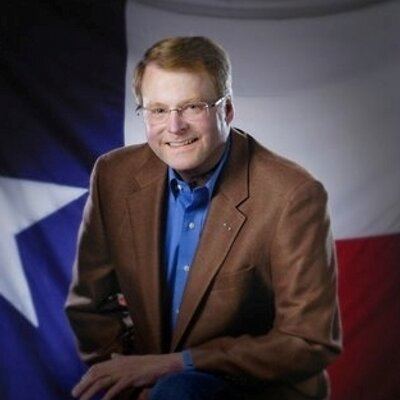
[
  {"xmin": 65, "ymin": 157, "xmax": 129, "ymax": 365},
  {"xmin": 190, "ymin": 180, "xmax": 342, "ymax": 383}
]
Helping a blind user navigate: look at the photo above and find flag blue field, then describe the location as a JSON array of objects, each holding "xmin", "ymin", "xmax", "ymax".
[{"xmin": 0, "ymin": 2, "xmax": 126, "ymax": 398}]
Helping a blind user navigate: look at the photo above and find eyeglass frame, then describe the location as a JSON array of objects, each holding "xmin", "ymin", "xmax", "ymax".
[{"xmin": 135, "ymin": 96, "xmax": 227, "ymax": 124}]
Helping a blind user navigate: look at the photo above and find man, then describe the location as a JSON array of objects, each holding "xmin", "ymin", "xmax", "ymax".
[{"xmin": 65, "ymin": 36, "xmax": 342, "ymax": 400}]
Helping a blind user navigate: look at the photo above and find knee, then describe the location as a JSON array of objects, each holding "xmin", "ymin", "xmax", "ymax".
[
  {"xmin": 149, "ymin": 371, "xmax": 241, "ymax": 400},
  {"xmin": 149, "ymin": 372, "xmax": 194, "ymax": 400}
]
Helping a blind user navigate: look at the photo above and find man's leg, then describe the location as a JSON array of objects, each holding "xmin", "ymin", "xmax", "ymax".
[{"xmin": 149, "ymin": 370, "xmax": 244, "ymax": 400}]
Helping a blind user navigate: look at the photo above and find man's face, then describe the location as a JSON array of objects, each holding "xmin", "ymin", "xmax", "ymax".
[{"xmin": 140, "ymin": 63, "xmax": 234, "ymax": 181}]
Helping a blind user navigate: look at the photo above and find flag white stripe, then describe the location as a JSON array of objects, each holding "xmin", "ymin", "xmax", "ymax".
[{"xmin": 124, "ymin": 0, "xmax": 400, "ymax": 239}]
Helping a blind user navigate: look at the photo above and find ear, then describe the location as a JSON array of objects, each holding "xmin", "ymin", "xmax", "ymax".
[{"xmin": 224, "ymin": 97, "xmax": 235, "ymax": 125}]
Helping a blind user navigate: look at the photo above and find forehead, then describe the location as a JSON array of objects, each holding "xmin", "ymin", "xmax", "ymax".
[{"xmin": 141, "ymin": 63, "xmax": 216, "ymax": 105}]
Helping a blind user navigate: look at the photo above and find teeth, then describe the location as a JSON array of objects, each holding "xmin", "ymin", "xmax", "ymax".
[{"xmin": 168, "ymin": 138, "xmax": 196, "ymax": 147}]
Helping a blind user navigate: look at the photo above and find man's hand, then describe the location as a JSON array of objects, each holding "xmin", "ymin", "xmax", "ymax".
[{"xmin": 71, "ymin": 353, "xmax": 184, "ymax": 400}]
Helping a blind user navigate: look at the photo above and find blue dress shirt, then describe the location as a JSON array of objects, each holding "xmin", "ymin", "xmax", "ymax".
[{"xmin": 164, "ymin": 138, "xmax": 230, "ymax": 368}]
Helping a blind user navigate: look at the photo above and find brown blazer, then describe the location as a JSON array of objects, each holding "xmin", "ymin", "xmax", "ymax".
[{"xmin": 65, "ymin": 129, "xmax": 342, "ymax": 399}]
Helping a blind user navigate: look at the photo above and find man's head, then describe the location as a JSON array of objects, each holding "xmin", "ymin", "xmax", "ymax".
[
  {"xmin": 133, "ymin": 36, "xmax": 234, "ymax": 182},
  {"xmin": 134, "ymin": 36, "xmax": 232, "ymax": 106}
]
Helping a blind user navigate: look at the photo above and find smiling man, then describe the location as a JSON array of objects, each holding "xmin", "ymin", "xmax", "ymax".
[{"xmin": 65, "ymin": 36, "xmax": 342, "ymax": 400}]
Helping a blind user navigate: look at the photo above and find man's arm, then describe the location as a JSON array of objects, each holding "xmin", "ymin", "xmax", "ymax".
[
  {"xmin": 65, "ymin": 157, "xmax": 128, "ymax": 365},
  {"xmin": 65, "ymin": 158, "xmax": 188, "ymax": 399},
  {"xmin": 189, "ymin": 180, "xmax": 342, "ymax": 383},
  {"xmin": 66, "ymin": 158, "xmax": 186, "ymax": 399}
]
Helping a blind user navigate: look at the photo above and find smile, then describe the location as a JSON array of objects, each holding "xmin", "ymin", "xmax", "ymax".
[{"xmin": 167, "ymin": 138, "xmax": 198, "ymax": 148}]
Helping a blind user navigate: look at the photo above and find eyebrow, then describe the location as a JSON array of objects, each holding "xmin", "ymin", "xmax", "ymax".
[{"xmin": 144, "ymin": 97, "xmax": 205, "ymax": 108}]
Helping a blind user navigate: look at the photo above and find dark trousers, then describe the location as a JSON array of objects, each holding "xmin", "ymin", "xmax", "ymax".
[{"xmin": 149, "ymin": 371, "xmax": 244, "ymax": 400}]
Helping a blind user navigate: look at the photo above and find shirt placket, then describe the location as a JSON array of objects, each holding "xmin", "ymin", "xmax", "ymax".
[{"xmin": 171, "ymin": 187, "xmax": 207, "ymax": 327}]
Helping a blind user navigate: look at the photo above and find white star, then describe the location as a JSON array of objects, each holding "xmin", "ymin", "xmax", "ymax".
[{"xmin": 0, "ymin": 176, "xmax": 87, "ymax": 327}]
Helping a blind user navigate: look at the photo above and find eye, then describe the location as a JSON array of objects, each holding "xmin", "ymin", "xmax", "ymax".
[
  {"xmin": 150, "ymin": 107, "xmax": 168, "ymax": 115},
  {"xmin": 184, "ymin": 103, "xmax": 205, "ymax": 113}
]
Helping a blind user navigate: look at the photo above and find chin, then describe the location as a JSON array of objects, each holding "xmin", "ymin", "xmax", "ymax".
[
  {"xmin": 171, "ymin": 164, "xmax": 198, "ymax": 176},
  {"xmin": 167, "ymin": 157, "xmax": 201, "ymax": 172}
]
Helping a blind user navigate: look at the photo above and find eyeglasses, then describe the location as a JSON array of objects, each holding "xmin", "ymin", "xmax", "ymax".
[{"xmin": 136, "ymin": 96, "xmax": 226, "ymax": 124}]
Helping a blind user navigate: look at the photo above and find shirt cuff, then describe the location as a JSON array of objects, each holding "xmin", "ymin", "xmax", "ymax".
[{"xmin": 182, "ymin": 350, "xmax": 195, "ymax": 370}]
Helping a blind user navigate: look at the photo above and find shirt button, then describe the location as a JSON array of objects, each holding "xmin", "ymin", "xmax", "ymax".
[
  {"xmin": 188, "ymin": 222, "xmax": 195, "ymax": 229},
  {"xmin": 183, "ymin": 265, "xmax": 190, "ymax": 272},
  {"xmin": 177, "ymin": 184, "xmax": 182, "ymax": 191},
  {"xmin": 175, "ymin": 309, "xmax": 180, "ymax": 315}
]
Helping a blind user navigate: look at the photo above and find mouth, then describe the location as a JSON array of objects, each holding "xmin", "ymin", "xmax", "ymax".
[{"xmin": 166, "ymin": 137, "xmax": 198, "ymax": 148}]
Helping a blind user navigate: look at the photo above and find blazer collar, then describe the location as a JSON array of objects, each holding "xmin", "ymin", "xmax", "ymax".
[
  {"xmin": 134, "ymin": 146, "xmax": 167, "ymax": 189},
  {"xmin": 218, "ymin": 128, "xmax": 250, "ymax": 207},
  {"xmin": 124, "ymin": 147, "xmax": 167, "ymax": 353}
]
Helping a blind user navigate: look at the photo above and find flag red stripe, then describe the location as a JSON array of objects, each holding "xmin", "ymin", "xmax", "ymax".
[{"xmin": 329, "ymin": 233, "xmax": 400, "ymax": 399}]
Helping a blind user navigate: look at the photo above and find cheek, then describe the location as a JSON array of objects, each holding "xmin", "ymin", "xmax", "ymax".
[
  {"xmin": 198, "ymin": 121, "xmax": 220, "ymax": 142},
  {"xmin": 202, "ymin": 125, "xmax": 225, "ymax": 147},
  {"xmin": 145, "ymin": 126, "xmax": 161, "ymax": 146}
]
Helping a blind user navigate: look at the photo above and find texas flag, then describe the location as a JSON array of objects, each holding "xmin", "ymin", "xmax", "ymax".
[{"xmin": 1, "ymin": 1, "xmax": 399, "ymax": 399}]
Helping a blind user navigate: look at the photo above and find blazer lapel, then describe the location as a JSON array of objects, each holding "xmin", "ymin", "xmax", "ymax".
[
  {"xmin": 171, "ymin": 130, "xmax": 250, "ymax": 350},
  {"xmin": 125, "ymin": 149, "xmax": 167, "ymax": 354}
]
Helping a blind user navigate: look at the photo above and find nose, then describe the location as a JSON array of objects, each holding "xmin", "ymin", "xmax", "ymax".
[{"xmin": 167, "ymin": 110, "xmax": 188, "ymax": 134}]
